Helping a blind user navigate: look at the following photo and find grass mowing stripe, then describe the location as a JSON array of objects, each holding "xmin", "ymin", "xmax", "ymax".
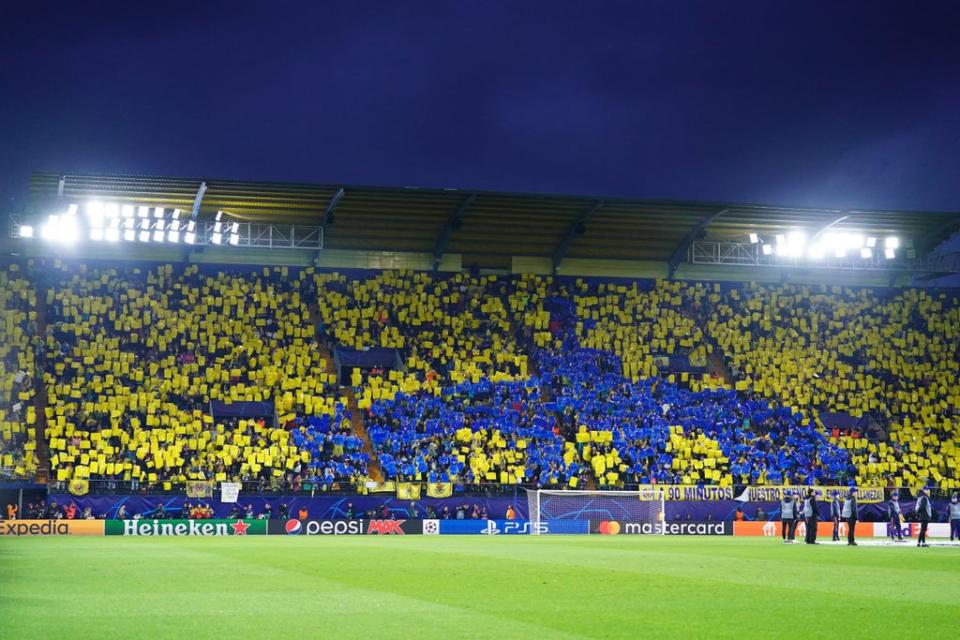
[{"xmin": 2, "ymin": 536, "xmax": 958, "ymax": 639}]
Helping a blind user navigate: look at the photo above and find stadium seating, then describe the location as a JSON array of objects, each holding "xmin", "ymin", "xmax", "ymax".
[
  {"xmin": 314, "ymin": 270, "xmax": 528, "ymax": 386},
  {"xmin": 367, "ymin": 378, "xmax": 585, "ymax": 487},
  {"xmin": 705, "ymin": 283, "xmax": 960, "ymax": 489},
  {"xmin": 17, "ymin": 260, "xmax": 959, "ymax": 493},
  {"xmin": 0, "ymin": 264, "xmax": 37, "ymax": 479},
  {"xmin": 41, "ymin": 263, "xmax": 354, "ymax": 490}
]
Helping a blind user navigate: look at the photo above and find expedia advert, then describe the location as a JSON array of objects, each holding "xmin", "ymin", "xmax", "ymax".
[
  {"xmin": 0, "ymin": 519, "xmax": 105, "ymax": 536},
  {"xmin": 594, "ymin": 520, "xmax": 733, "ymax": 535},
  {"xmin": 270, "ymin": 519, "xmax": 423, "ymax": 535}
]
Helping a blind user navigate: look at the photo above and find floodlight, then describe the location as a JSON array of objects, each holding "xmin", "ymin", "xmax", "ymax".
[
  {"xmin": 808, "ymin": 244, "xmax": 824, "ymax": 259},
  {"xmin": 866, "ymin": 237, "xmax": 877, "ymax": 248},
  {"xmin": 216, "ymin": 211, "xmax": 223, "ymax": 221},
  {"xmin": 41, "ymin": 216, "xmax": 58, "ymax": 240},
  {"xmin": 884, "ymin": 248, "xmax": 896, "ymax": 259},
  {"xmin": 749, "ymin": 233, "xmax": 759, "ymax": 244},
  {"xmin": 90, "ymin": 228, "xmax": 104, "ymax": 241},
  {"xmin": 153, "ymin": 229, "xmax": 165, "ymax": 242},
  {"xmin": 885, "ymin": 237, "xmax": 899, "ymax": 249},
  {"xmin": 67, "ymin": 203, "xmax": 79, "ymax": 216},
  {"xmin": 184, "ymin": 232, "xmax": 196, "ymax": 244},
  {"xmin": 849, "ymin": 234, "xmax": 865, "ymax": 248},
  {"xmin": 776, "ymin": 234, "xmax": 786, "ymax": 246},
  {"xmin": 762, "ymin": 244, "xmax": 773, "ymax": 256},
  {"xmin": 187, "ymin": 220, "xmax": 196, "ymax": 232},
  {"xmin": 106, "ymin": 203, "xmax": 120, "ymax": 219},
  {"xmin": 860, "ymin": 247, "xmax": 872, "ymax": 259},
  {"xmin": 155, "ymin": 220, "xmax": 166, "ymax": 232},
  {"xmin": 139, "ymin": 230, "xmax": 150, "ymax": 242},
  {"xmin": 169, "ymin": 220, "xmax": 180, "ymax": 232},
  {"xmin": 167, "ymin": 231, "xmax": 180, "ymax": 243},
  {"xmin": 211, "ymin": 232, "xmax": 223, "ymax": 244},
  {"xmin": 41, "ymin": 214, "xmax": 78, "ymax": 244},
  {"xmin": 122, "ymin": 205, "xmax": 134, "ymax": 218},
  {"xmin": 105, "ymin": 228, "xmax": 120, "ymax": 242},
  {"xmin": 87, "ymin": 202, "xmax": 104, "ymax": 216},
  {"xmin": 214, "ymin": 221, "xmax": 222, "ymax": 232},
  {"xmin": 110, "ymin": 217, "xmax": 121, "ymax": 229},
  {"xmin": 787, "ymin": 231, "xmax": 806, "ymax": 257},
  {"xmin": 154, "ymin": 207, "xmax": 164, "ymax": 218},
  {"xmin": 137, "ymin": 206, "xmax": 150, "ymax": 218},
  {"xmin": 123, "ymin": 229, "xmax": 136, "ymax": 241},
  {"xmin": 229, "ymin": 233, "xmax": 239, "ymax": 246},
  {"xmin": 172, "ymin": 209, "xmax": 181, "ymax": 220},
  {"xmin": 19, "ymin": 225, "xmax": 34, "ymax": 238},
  {"xmin": 230, "ymin": 222, "xmax": 239, "ymax": 234},
  {"xmin": 123, "ymin": 218, "xmax": 134, "ymax": 230},
  {"xmin": 61, "ymin": 216, "xmax": 79, "ymax": 244}
]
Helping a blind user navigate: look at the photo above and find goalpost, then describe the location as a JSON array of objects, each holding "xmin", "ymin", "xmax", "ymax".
[{"xmin": 526, "ymin": 488, "xmax": 666, "ymax": 535}]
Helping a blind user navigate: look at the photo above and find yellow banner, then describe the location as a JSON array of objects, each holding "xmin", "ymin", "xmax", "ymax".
[
  {"xmin": 368, "ymin": 481, "xmax": 396, "ymax": 493},
  {"xmin": 746, "ymin": 485, "xmax": 883, "ymax": 504},
  {"xmin": 637, "ymin": 484, "xmax": 883, "ymax": 503},
  {"xmin": 637, "ymin": 485, "xmax": 734, "ymax": 501},
  {"xmin": 185, "ymin": 481, "xmax": 213, "ymax": 498},
  {"xmin": 397, "ymin": 482, "xmax": 421, "ymax": 500},
  {"xmin": 426, "ymin": 482, "xmax": 453, "ymax": 498},
  {"xmin": 68, "ymin": 478, "xmax": 89, "ymax": 496}
]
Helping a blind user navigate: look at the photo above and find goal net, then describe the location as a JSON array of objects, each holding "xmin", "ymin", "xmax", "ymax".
[{"xmin": 526, "ymin": 488, "xmax": 666, "ymax": 535}]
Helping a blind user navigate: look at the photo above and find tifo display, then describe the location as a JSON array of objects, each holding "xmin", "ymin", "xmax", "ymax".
[{"xmin": 1, "ymin": 260, "xmax": 959, "ymax": 524}]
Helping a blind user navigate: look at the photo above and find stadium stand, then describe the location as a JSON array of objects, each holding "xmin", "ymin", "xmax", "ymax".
[
  {"xmin": 39, "ymin": 262, "xmax": 364, "ymax": 491},
  {"xmin": 313, "ymin": 270, "xmax": 528, "ymax": 389},
  {"xmin": 11, "ymin": 257, "xmax": 957, "ymax": 494},
  {"xmin": 705, "ymin": 283, "xmax": 960, "ymax": 489},
  {"xmin": 0, "ymin": 264, "xmax": 37, "ymax": 479}
]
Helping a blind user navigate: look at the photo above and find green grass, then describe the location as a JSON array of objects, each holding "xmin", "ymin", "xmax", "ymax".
[{"xmin": 2, "ymin": 536, "xmax": 958, "ymax": 639}]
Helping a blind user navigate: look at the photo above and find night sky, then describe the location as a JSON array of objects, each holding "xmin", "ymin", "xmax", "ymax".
[{"xmin": 2, "ymin": 1, "xmax": 958, "ymax": 213}]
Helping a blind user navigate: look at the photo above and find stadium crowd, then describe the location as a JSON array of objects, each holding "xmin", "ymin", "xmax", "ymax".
[
  {"xmin": 0, "ymin": 265, "xmax": 37, "ymax": 480},
  {"xmin": 0, "ymin": 258, "xmax": 956, "ymax": 495}
]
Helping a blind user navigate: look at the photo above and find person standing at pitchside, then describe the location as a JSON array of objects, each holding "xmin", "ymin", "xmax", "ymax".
[
  {"xmin": 916, "ymin": 487, "xmax": 932, "ymax": 548},
  {"xmin": 841, "ymin": 488, "xmax": 858, "ymax": 546},
  {"xmin": 803, "ymin": 489, "xmax": 818, "ymax": 544},
  {"xmin": 830, "ymin": 491, "xmax": 842, "ymax": 542},
  {"xmin": 887, "ymin": 491, "xmax": 904, "ymax": 542},
  {"xmin": 949, "ymin": 493, "xmax": 960, "ymax": 542},
  {"xmin": 780, "ymin": 491, "xmax": 796, "ymax": 543}
]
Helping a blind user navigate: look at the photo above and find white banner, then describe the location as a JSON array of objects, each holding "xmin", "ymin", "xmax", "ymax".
[{"xmin": 220, "ymin": 482, "xmax": 241, "ymax": 503}]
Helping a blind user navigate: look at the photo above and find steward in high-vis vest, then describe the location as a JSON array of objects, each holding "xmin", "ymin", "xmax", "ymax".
[
  {"xmin": 831, "ymin": 491, "xmax": 842, "ymax": 542},
  {"xmin": 803, "ymin": 489, "xmax": 818, "ymax": 544},
  {"xmin": 949, "ymin": 494, "xmax": 960, "ymax": 542},
  {"xmin": 916, "ymin": 488, "xmax": 932, "ymax": 547},
  {"xmin": 781, "ymin": 491, "xmax": 797, "ymax": 543},
  {"xmin": 841, "ymin": 488, "xmax": 858, "ymax": 546},
  {"xmin": 887, "ymin": 492, "xmax": 904, "ymax": 542}
]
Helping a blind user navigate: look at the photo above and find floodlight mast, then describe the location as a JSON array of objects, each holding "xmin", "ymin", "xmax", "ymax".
[
  {"xmin": 191, "ymin": 182, "xmax": 207, "ymax": 223},
  {"xmin": 809, "ymin": 213, "xmax": 851, "ymax": 245}
]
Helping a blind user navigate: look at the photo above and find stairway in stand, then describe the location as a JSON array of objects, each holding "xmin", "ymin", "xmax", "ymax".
[
  {"xmin": 32, "ymin": 279, "xmax": 50, "ymax": 485},
  {"xmin": 707, "ymin": 351, "xmax": 734, "ymax": 387},
  {"xmin": 307, "ymin": 300, "xmax": 384, "ymax": 483},
  {"xmin": 343, "ymin": 387, "xmax": 383, "ymax": 483}
]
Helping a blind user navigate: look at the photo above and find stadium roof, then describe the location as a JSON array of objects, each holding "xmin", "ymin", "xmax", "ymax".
[{"xmin": 27, "ymin": 172, "xmax": 960, "ymax": 269}]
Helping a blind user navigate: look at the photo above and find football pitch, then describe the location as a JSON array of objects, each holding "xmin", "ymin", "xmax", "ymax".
[{"xmin": 2, "ymin": 536, "xmax": 958, "ymax": 639}]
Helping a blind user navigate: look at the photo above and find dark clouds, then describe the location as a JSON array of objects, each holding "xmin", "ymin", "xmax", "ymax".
[{"xmin": 1, "ymin": 1, "xmax": 958, "ymax": 212}]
